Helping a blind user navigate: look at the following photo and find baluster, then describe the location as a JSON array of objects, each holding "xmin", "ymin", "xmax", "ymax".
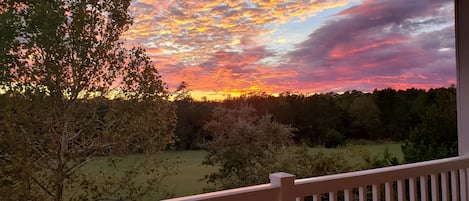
[
  {"xmin": 409, "ymin": 177, "xmax": 417, "ymax": 201},
  {"xmin": 313, "ymin": 194, "xmax": 318, "ymax": 201},
  {"xmin": 385, "ymin": 182, "xmax": 393, "ymax": 201},
  {"xmin": 420, "ymin": 176, "xmax": 428, "ymax": 201},
  {"xmin": 431, "ymin": 174, "xmax": 439, "ymax": 201},
  {"xmin": 450, "ymin": 170, "xmax": 459, "ymax": 201},
  {"xmin": 397, "ymin": 180, "xmax": 405, "ymax": 201},
  {"xmin": 359, "ymin": 186, "xmax": 365, "ymax": 201},
  {"xmin": 442, "ymin": 172, "xmax": 449, "ymax": 201},
  {"xmin": 344, "ymin": 189, "xmax": 352, "ymax": 201},
  {"xmin": 467, "ymin": 168, "xmax": 469, "ymax": 201},
  {"xmin": 330, "ymin": 191, "xmax": 338, "ymax": 201},
  {"xmin": 372, "ymin": 184, "xmax": 380, "ymax": 201},
  {"xmin": 460, "ymin": 169, "xmax": 468, "ymax": 201}
]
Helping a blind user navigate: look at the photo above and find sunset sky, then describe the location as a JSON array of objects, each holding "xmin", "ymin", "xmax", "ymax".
[{"xmin": 123, "ymin": 0, "xmax": 455, "ymax": 100}]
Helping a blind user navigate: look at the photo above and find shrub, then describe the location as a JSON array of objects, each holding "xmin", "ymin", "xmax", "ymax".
[{"xmin": 324, "ymin": 129, "xmax": 346, "ymax": 148}]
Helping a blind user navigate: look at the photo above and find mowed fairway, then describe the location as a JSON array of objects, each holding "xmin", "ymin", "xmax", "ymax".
[{"xmin": 81, "ymin": 143, "xmax": 403, "ymax": 200}]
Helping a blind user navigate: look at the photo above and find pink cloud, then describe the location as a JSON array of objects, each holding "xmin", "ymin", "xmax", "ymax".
[
  {"xmin": 281, "ymin": 0, "xmax": 455, "ymax": 93},
  {"xmin": 124, "ymin": 0, "xmax": 455, "ymax": 99}
]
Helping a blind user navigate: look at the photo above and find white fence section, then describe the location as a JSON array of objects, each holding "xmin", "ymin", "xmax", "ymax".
[{"xmin": 163, "ymin": 156, "xmax": 469, "ymax": 201}]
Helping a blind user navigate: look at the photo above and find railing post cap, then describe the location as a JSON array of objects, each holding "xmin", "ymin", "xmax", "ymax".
[
  {"xmin": 269, "ymin": 172, "xmax": 296, "ymax": 187},
  {"xmin": 270, "ymin": 172, "xmax": 295, "ymax": 179}
]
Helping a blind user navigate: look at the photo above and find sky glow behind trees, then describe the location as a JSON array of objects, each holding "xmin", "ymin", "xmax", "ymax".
[{"xmin": 123, "ymin": 0, "xmax": 455, "ymax": 100}]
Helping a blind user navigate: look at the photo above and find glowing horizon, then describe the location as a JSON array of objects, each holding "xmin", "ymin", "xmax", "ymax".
[{"xmin": 123, "ymin": 0, "xmax": 456, "ymax": 100}]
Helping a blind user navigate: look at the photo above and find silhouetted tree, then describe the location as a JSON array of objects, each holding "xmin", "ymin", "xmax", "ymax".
[{"xmin": 0, "ymin": 1, "xmax": 176, "ymax": 200}]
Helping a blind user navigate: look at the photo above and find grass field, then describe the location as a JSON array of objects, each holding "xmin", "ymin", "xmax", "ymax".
[
  {"xmin": 81, "ymin": 142, "xmax": 403, "ymax": 200},
  {"xmin": 159, "ymin": 151, "xmax": 217, "ymax": 198}
]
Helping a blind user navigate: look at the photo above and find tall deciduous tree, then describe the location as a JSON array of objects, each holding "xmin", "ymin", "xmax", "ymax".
[{"xmin": 0, "ymin": 1, "xmax": 176, "ymax": 200}]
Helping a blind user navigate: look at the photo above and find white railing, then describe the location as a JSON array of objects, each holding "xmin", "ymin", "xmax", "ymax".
[{"xmin": 163, "ymin": 156, "xmax": 469, "ymax": 201}]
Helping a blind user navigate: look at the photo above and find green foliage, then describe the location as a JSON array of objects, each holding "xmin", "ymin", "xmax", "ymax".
[
  {"xmin": 348, "ymin": 95, "xmax": 380, "ymax": 140},
  {"xmin": 202, "ymin": 105, "xmax": 402, "ymax": 191},
  {"xmin": 104, "ymin": 99, "xmax": 177, "ymax": 154},
  {"xmin": 172, "ymin": 87, "xmax": 456, "ymax": 151},
  {"xmin": 182, "ymin": 87, "xmax": 441, "ymax": 148},
  {"xmin": 324, "ymin": 129, "xmax": 346, "ymax": 148},
  {"xmin": 1, "ymin": 93, "xmax": 176, "ymax": 200},
  {"xmin": 363, "ymin": 146, "xmax": 400, "ymax": 168},
  {"xmin": 67, "ymin": 155, "xmax": 180, "ymax": 201},
  {"xmin": 402, "ymin": 88, "xmax": 457, "ymax": 163},
  {"xmin": 0, "ymin": 1, "xmax": 23, "ymax": 90},
  {"xmin": 275, "ymin": 147, "xmax": 367, "ymax": 178},
  {"xmin": 174, "ymin": 100, "xmax": 214, "ymax": 150},
  {"xmin": 0, "ymin": 95, "xmax": 35, "ymax": 200},
  {"xmin": 0, "ymin": 1, "xmax": 177, "ymax": 200},
  {"xmin": 203, "ymin": 105, "xmax": 294, "ymax": 190}
]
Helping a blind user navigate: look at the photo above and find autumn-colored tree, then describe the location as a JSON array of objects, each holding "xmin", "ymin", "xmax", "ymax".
[{"xmin": 0, "ymin": 1, "xmax": 176, "ymax": 200}]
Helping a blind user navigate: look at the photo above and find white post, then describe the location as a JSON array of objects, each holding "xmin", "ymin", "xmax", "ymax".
[
  {"xmin": 456, "ymin": 0, "xmax": 469, "ymax": 156},
  {"xmin": 270, "ymin": 172, "xmax": 296, "ymax": 201}
]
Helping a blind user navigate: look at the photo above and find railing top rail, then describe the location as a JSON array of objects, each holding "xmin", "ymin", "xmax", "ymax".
[
  {"xmin": 296, "ymin": 156, "xmax": 469, "ymax": 185},
  {"xmin": 162, "ymin": 183, "xmax": 279, "ymax": 201},
  {"xmin": 163, "ymin": 156, "xmax": 469, "ymax": 201},
  {"xmin": 294, "ymin": 156, "xmax": 469, "ymax": 196}
]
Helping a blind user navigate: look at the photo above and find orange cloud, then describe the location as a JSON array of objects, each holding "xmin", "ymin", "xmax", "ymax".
[
  {"xmin": 123, "ymin": 0, "xmax": 351, "ymax": 93},
  {"xmin": 122, "ymin": 0, "xmax": 455, "ymax": 100}
]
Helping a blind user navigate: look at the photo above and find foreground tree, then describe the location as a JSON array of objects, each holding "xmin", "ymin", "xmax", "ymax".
[
  {"xmin": 203, "ymin": 105, "xmax": 294, "ymax": 189},
  {"xmin": 0, "ymin": 1, "xmax": 176, "ymax": 200}
]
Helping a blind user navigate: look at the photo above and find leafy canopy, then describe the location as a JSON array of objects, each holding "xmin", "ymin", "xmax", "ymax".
[{"xmin": 0, "ymin": 1, "xmax": 177, "ymax": 200}]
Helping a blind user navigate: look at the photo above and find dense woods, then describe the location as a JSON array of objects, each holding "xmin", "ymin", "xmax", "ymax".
[
  {"xmin": 174, "ymin": 87, "xmax": 457, "ymax": 157},
  {"xmin": 172, "ymin": 86, "xmax": 457, "ymax": 190}
]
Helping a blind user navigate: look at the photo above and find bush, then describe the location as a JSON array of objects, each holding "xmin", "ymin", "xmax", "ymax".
[
  {"xmin": 324, "ymin": 129, "xmax": 346, "ymax": 148},
  {"xmin": 364, "ymin": 146, "xmax": 400, "ymax": 168},
  {"xmin": 203, "ymin": 105, "xmax": 294, "ymax": 190}
]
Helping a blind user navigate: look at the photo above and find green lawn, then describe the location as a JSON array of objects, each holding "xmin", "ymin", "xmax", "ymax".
[
  {"xmin": 357, "ymin": 142, "xmax": 404, "ymax": 160},
  {"xmin": 158, "ymin": 151, "xmax": 217, "ymax": 198},
  {"xmin": 79, "ymin": 151, "xmax": 216, "ymax": 200},
  {"xmin": 161, "ymin": 143, "xmax": 404, "ymax": 198},
  {"xmin": 80, "ymin": 142, "xmax": 403, "ymax": 200}
]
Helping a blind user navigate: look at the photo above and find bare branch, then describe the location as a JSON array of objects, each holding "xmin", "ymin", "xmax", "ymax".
[{"xmin": 31, "ymin": 176, "xmax": 54, "ymax": 198}]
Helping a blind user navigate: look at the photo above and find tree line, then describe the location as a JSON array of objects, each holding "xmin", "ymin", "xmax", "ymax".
[
  {"xmin": 174, "ymin": 86, "xmax": 457, "ymax": 190},
  {"xmin": 175, "ymin": 87, "xmax": 457, "ymax": 161}
]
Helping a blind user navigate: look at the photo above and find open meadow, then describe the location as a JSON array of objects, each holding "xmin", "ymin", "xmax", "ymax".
[{"xmin": 80, "ymin": 142, "xmax": 403, "ymax": 200}]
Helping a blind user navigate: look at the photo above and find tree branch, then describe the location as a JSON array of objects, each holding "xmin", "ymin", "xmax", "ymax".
[{"xmin": 31, "ymin": 176, "xmax": 54, "ymax": 198}]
